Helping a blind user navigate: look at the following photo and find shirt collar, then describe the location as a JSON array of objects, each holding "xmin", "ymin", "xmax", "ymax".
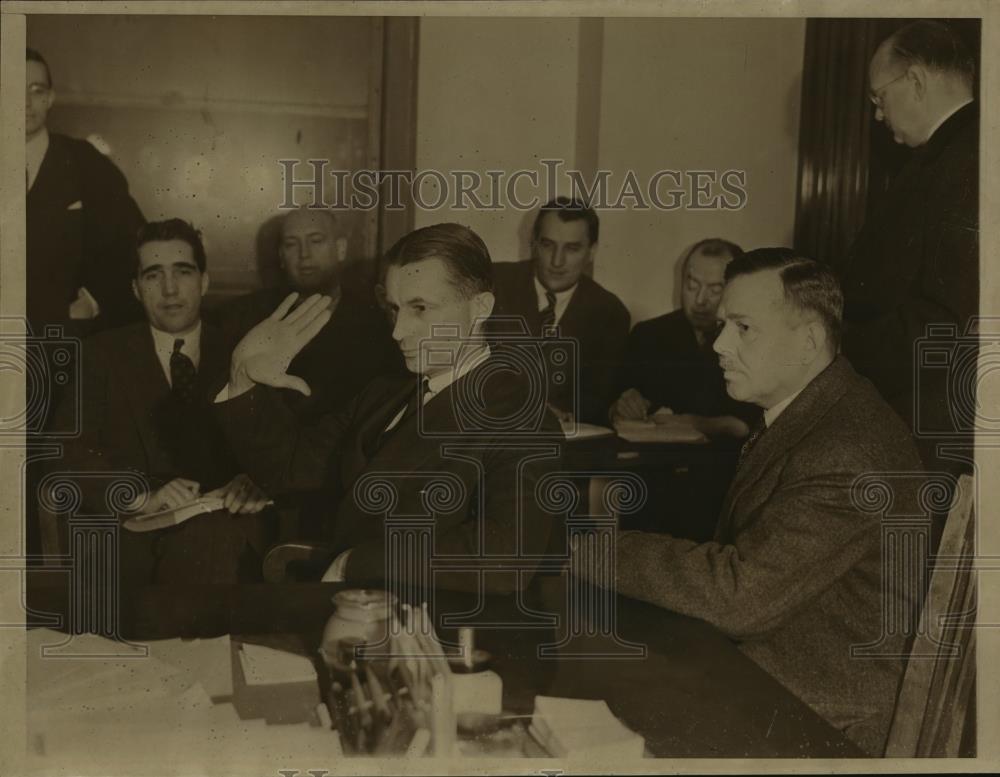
[
  {"xmin": 763, "ymin": 387, "xmax": 803, "ymax": 428},
  {"xmin": 150, "ymin": 321, "xmax": 202, "ymax": 368},
  {"xmin": 425, "ymin": 343, "xmax": 491, "ymax": 397},
  {"xmin": 533, "ymin": 276, "xmax": 577, "ymax": 326}
]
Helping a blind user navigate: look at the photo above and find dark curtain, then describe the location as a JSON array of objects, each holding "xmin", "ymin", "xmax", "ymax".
[
  {"xmin": 793, "ymin": 19, "xmax": 880, "ymax": 268},
  {"xmin": 794, "ymin": 18, "xmax": 981, "ymax": 267}
]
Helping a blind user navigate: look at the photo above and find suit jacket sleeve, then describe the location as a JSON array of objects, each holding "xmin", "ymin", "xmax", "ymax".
[
  {"xmin": 580, "ymin": 301, "xmax": 631, "ymax": 424},
  {"xmin": 589, "ymin": 454, "xmax": 880, "ymax": 639},
  {"xmin": 78, "ymin": 143, "xmax": 145, "ymax": 328},
  {"xmin": 214, "ymin": 383, "xmax": 354, "ymax": 495},
  {"xmin": 49, "ymin": 341, "xmax": 154, "ymax": 514}
]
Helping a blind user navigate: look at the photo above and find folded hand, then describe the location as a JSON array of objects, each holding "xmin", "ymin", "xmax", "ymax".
[{"xmin": 206, "ymin": 473, "xmax": 271, "ymax": 515}]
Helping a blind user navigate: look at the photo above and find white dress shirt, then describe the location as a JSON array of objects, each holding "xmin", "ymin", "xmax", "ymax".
[
  {"xmin": 533, "ymin": 276, "xmax": 576, "ymax": 326},
  {"xmin": 150, "ymin": 322, "xmax": 202, "ymax": 387},
  {"xmin": 763, "ymin": 387, "xmax": 803, "ymax": 428}
]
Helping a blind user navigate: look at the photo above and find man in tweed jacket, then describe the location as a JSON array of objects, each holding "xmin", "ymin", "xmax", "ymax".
[{"xmin": 577, "ymin": 249, "xmax": 923, "ymax": 755}]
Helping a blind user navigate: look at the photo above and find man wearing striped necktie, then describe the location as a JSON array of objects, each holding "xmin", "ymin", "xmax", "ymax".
[{"xmin": 491, "ymin": 197, "xmax": 630, "ymax": 425}]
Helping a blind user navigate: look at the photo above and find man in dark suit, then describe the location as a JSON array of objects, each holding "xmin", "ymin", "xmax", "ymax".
[
  {"xmin": 52, "ymin": 219, "xmax": 271, "ymax": 585},
  {"xmin": 490, "ymin": 197, "xmax": 630, "ymax": 425},
  {"xmin": 25, "ymin": 48, "xmax": 145, "ymax": 334},
  {"xmin": 611, "ymin": 238, "xmax": 756, "ymax": 438},
  {"xmin": 216, "ymin": 208, "xmax": 401, "ymax": 423},
  {"xmin": 215, "ymin": 223, "xmax": 563, "ymax": 594},
  {"xmin": 575, "ymin": 249, "xmax": 924, "ymax": 755},
  {"xmin": 837, "ymin": 21, "xmax": 978, "ymax": 474}
]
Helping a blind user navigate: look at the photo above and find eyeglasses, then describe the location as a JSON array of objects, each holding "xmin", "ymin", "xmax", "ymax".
[{"xmin": 868, "ymin": 72, "xmax": 906, "ymax": 109}]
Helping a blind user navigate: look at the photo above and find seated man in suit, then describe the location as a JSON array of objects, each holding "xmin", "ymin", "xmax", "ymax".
[
  {"xmin": 216, "ymin": 207, "xmax": 401, "ymax": 423},
  {"xmin": 51, "ymin": 219, "xmax": 272, "ymax": 585},
  {"xmin": 215, "ymin": 223, "xmax": 564, "ymax": 594},
  {"xmin": 611, "ymin": 238, "xmax": 756, "ymax": 439},
  {"xmin": 490, "ymin": 197, "xmax": 630, "ymax": 425},
  {"xmin": 574, "ymin": 249, "xmax": 923, "ymax": 755}
]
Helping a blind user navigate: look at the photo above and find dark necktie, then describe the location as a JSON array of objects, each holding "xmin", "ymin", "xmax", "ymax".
[
  {"xmin": 374, "ymin": 377, "xmax": 429, "ymax": 453},
  {"xmin": 539, "ymin": 291, "xmax": 557, "ymax": 330},
  {"xmin": 170, "ymin": 338, "xmax": 198, "ymax": 405},
  {"xmin": 738, "ymin": 417, "xmax": 766, "ymax": 467}
]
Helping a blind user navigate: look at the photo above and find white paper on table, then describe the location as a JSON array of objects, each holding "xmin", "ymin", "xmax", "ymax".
[
  {"xmin": 559, "ymin": 420, "xmax": 616, "ymax": 440},
  {"xmin": 613, "ymin": 418, "xmax": 707, "ymax": 444},
  {"xmin": 530, "ymin": 695, "xmax": 645, "ymax": 759},
  {"xmin": 238, "ymin": 642, "xmax": 317, "ymax": 685}
]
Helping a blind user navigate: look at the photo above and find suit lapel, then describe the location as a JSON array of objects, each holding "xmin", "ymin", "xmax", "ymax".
[
  {"xmin": 719, "ymin": 358, "xmax": 853, "ymax": 532},
  {"xmin": 118, "ymin": 325, "xmax": 172, "ymax": 474},
  {"xmin": 554, "ymin": 276, "xmax": 592, "ymax": 339}
]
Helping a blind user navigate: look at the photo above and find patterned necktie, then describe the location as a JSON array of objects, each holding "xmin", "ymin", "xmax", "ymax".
[
  {"xmin": 738, "ymin": 417, "xmax": 766, "ymax": 467},
  {"xmin": 170, "ymin": 338, "xmax": 198, "ymax": 405},
  {"xmin": 375, "ymin": 377, "xmax": 429, "ymax": 452},
  {"xmin": 539, "ymin": 290, "xmax": 557, "ymax": 330}
]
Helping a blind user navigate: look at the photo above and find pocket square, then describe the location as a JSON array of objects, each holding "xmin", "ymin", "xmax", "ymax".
[{"xmin": 67, "ymin": 200, "xmax": 83, "ymax": 210}]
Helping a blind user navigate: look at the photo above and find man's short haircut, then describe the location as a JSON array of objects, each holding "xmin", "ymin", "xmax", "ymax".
[
  {"xmin": 136, "ymin": 219, "xmax": 207, "ymax": 275},
  {"xmin": 26, "ymin": 48, "xmax": 52, "ymax": 88},
  {"xmin": 684, "ymin": 238, "xmax": 744, "ymax": 273},
  {"xmin": 532, "ymin": 197, "xmax": 600, "ymax": 245},
  {"xmin": 725, "ymin": 248, "xmax": 843, "ymax": 353},
  {"xmin": 383, "ymin": 223, "xmax": 493, "ymax": 298},
  {"xmin": 888, "ymin": 21, "xmax": 976, "ymax": 87}
]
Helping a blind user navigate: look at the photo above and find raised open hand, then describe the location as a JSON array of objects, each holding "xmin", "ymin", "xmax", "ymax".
[{"xmin": 229, "ymin": 292, "xmax": 332, "ymax": 397}]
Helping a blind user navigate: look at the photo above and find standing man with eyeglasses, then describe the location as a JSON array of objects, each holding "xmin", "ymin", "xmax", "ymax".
[
  {"xmin": 25, "ymin": 47, "xmax": 145, "ymax": 336},
  {"xmin": 837, "ymin": 21, "xmax": 978, "ymax": 475}
]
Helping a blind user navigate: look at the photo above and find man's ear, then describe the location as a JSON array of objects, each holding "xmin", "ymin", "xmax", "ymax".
[
  {"xmin": 474, "ymin": 290, "xmax": 495, "ymax": 320},
  {"xmin": 200, "ymin": 271, "xmax": 210, "ymax": 297},
  {"xmin": 132, "ymin": 278, "xmax": 140, "ymax": 302},
  {"xmin": 908, "ymin": 64, "xmax": 928, "ymax": 101},
  {"xmin": 802, "ymin": 319, "xmax": 828, "ymax": 364}
]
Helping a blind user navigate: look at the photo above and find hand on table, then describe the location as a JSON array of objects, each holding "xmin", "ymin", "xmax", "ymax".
[
  {"xmin": 229, "ymin": 292, "xmax": 332, "ymax": 398},
  {"xmin": 610, "ymin": 389, "xmax": 652, "ymax": 422},
  {"xmin": 547, "ymin": 403, "xmax": 574, "ymax": 424},
  {"xmin": 205, "ymin": 473, "xmax": 271, "ymax": 515}
]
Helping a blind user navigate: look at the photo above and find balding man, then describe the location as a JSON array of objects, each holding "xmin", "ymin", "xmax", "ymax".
[
  {"xmin": 612, "ymin": 238, "xmax": 756, "ymax": 439},
  {"xmin": 837, "ymin": 21, "xmax": 978, "ymax": 474},
  {"xmin": 217, "ymin": 208, "xmax": 402, "ymax": 422}
]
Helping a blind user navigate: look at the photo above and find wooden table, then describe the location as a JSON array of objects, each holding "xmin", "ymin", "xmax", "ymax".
[{"xmin": 26, "ymin": 571, "xmax": 863, "ymax": 758}]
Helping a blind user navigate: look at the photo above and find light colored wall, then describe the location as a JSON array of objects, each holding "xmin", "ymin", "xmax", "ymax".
[
  {"xmin": 27, "ymin": 16, "xmax": 374, "ymax": 294},
  {"xmin": 414, "ymin": 17, "xmax": 581, "ymax": 263},
  {"xmin": 596, "ymin": 19, "xmax": 805, "ymax": 323},
  {"xmin": 414, "ymin": 17, "xmax": 805, "ymax": 324}
]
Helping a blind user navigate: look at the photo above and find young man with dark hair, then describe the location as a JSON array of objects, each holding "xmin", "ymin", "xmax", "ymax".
[
  {"xmin": 51, "ymin": 219, "xmax": 272, "ymax": 585},
  {"xmin": 490, "ymin": 197, "xmax": 630, "ymax": 425}
]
